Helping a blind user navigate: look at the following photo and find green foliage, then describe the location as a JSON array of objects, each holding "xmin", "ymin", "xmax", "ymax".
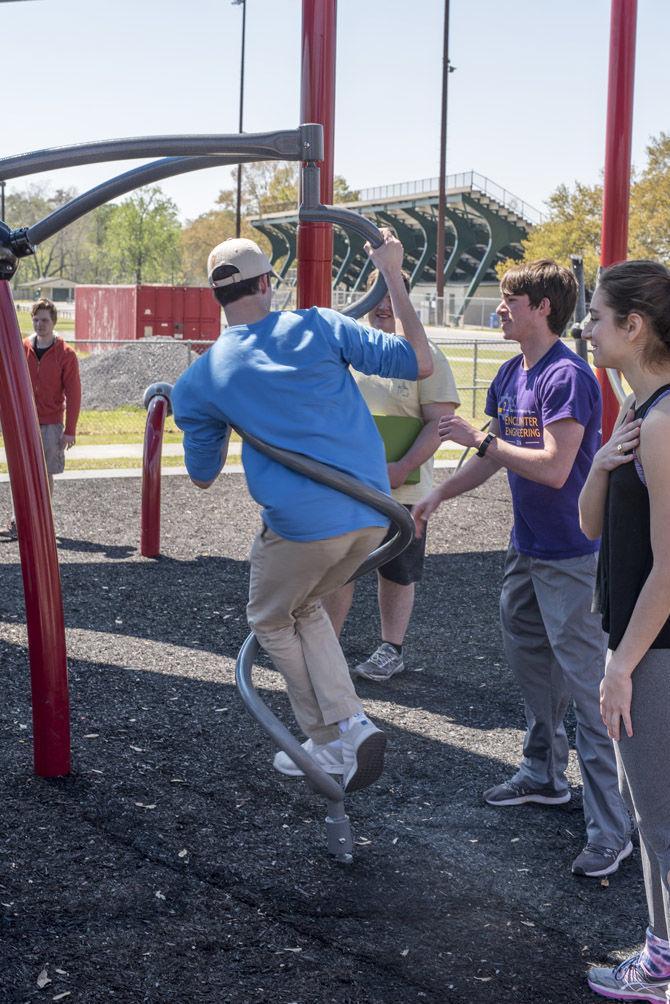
[
  {"xmin": 103, "ymin": 187, "xmax": 182, "ymax": 284},
  {"xmin": 499, "ymin": 133, "xmax": 670, "ymax": 287},
  {"xmin": 7, "ymin": 162, "xmax": 359, "ymax": 289},
  {"xmin": 6, "ymin": 183, "xmax": 110, "ymax": 285},
  {"xmin": 496, "ymin": 181, "xmax": 602, "ymax": 286},
  {"xmin": 629, "ymin": 132, "xmax": 670, "ymax": 262},
  {"xmin": 333, "ymin": 175, "xmax": 360, "ymax": 203}
]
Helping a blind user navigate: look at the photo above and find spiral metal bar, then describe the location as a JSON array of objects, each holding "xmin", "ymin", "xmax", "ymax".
[{"xmin": 299, "ymin": 163, "xmax": 388, "ymax": 320}]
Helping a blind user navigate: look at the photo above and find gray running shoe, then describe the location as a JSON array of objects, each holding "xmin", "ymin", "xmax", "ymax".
[
  {"xmin": 588, "ymin": 953, "xmax": 669, "ymax": 1001},
  {"xmin": 483, "ymin": 779, "xmax": 571, "ymax": 806},
  {"xmin": 572, "ymin": 840, "xmax": 633, "ymax": 877},
  {"xmin": 0, "ymin": 518, "xmax": 17, "ymax": 541},
  {"xmin": 353, "ymin": 643, "xmax": 404, "ymax": 682},
  {"xmin": 340, "ymin": 717, "xmax": 386, "ymax": 793},
  {"xmin": 273, "ymin": 738, "xmax": 344, "ymax": 777}
]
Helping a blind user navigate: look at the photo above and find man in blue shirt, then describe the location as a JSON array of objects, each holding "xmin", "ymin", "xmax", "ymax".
[
  {"xmin": 172, "ymin": 233, "xmax": 433, "ymax": 793},
  {"xmin": 414, "ymin": 259, "xmax": 631, "ymax": 878}
]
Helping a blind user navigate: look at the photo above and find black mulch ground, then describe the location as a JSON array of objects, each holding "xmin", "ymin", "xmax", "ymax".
[{"xmin": 0, "ymin": 471, "xmax": 646, "ymax": 1003}]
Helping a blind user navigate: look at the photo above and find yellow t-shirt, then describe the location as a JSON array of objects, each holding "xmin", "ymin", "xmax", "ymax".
[{"xmin": 353, "ymin": 339, "xmax": 460, "ymax": 504}]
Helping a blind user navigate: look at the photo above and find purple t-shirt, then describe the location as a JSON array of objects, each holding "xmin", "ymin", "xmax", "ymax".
[{"xmin": 485, "ymin": 340, "xmax": 601, "ymax": 559}]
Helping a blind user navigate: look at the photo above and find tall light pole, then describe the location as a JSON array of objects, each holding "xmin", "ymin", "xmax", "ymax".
[
  {"xmin": 232, "ymin": 0, "xmax": 247, "ymax": 238},
  {"xmin": 435, "ymin": 0, "xmax": 454, "ymax": 326}
]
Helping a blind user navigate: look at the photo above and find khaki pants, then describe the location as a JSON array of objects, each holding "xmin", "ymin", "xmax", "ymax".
[{"xmin": 247, "ymin": 524, "xmax": 386, "ymax": 744}]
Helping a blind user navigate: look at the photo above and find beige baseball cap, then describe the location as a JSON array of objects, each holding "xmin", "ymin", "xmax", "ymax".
[{"xmin": 207, "ymin": 238, "xmax": 276, "ymax": 288}]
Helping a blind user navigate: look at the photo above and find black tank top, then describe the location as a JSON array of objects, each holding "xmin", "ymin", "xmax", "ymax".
[{"xmin": 595, "ymin": 383, "xmax": 670, "ymax": 650}]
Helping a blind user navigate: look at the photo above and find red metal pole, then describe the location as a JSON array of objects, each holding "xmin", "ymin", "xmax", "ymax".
[
  {"xmin": 140, "ymin": 394, "xmax": 168, "ymax": 558},
  {"xmin": 297, "ymin": 0, "xmax": 336, "ymax": 308},
  {"xmin": 0, "ymin": 281, "xmax": 70, "ymax": 777},
  {"xmin": 599, "ymin": 0, "xmax": 637, "ymax": 441}
]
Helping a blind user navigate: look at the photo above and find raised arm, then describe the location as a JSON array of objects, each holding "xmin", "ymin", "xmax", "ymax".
[{"xmin": 367, "ymin": 231, "xmax": 433, "ymax": 379}]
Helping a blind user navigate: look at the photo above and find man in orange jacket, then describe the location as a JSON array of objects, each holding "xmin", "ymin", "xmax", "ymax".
[{"xmin": 2, "ymin": 297, "xmax": 81, "ymax": 538}]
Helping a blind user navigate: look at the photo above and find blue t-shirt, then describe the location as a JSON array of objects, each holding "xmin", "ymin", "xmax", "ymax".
[
  {"xmin": 485, "ymin": 340, "xmax": 601, "ymax": 560},
  {"xmin": 172, "ymin": 306, "xmax": 418, "ymax": 542}
]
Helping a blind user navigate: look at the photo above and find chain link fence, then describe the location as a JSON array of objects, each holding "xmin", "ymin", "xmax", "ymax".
[{"xmin": 1, "ymin": 336, "xmax": 518, "ymax": 452}]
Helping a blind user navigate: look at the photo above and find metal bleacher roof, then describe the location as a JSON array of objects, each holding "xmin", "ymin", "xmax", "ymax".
[{"xmin": 251, "ymin": 171, "xmax": 541, "ymax": 312}]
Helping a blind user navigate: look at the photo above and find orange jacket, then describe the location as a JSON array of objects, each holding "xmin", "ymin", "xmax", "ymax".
[{"xmin": 23, "ymin": 336, "xmax": 82, "ymax": 436}]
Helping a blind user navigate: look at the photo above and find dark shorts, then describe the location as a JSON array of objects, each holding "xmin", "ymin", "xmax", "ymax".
[{"xmin": 378, "ymin": 505, "xmax": 426, "ymax": 585}]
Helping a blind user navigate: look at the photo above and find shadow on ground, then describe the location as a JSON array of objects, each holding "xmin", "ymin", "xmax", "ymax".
[{"xmin": 0, "ymin": 474, "xmax": 645, "ymax": 1003}]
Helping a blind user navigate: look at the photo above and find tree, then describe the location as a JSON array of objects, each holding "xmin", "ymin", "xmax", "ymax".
[
  {"xmin": 181, "ymin": 190, "xmax": 269, "ymax": 286},
  {"xmin": 497, "ymin": 132, "xmax": 670, "ymax": 286},
  {"xmin": 103, "ymin": 186, "xmax": 182, "ymax": 284},
  {"xmin": 496, "ymin": 181, "xmax": 603, "ymax": 286},
  {"xmin": 629, "ymin": 132, "xmax": 670, "ymax": 263},
  {"xmin": 5, "ymin": 183, "xmax": 102, "ymax": 284}
]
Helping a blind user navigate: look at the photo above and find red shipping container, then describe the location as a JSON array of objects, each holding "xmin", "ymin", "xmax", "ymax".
[{"xmin": 74, "ymin": 285, "xmax": 221, "ymax": 347}]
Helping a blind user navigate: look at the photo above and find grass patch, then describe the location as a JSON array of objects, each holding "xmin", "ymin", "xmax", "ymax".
[
  {"xmin": 0, "ymin": 447, "xmax": 465, "ymax": 475},
  {"xmin": 16, "ymin": 315, "xmax": 75, "ymax": 336}
]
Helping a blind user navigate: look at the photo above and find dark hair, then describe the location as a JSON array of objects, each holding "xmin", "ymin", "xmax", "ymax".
[
  {"xmin": 31, "ymin": 297, "xmax": 57, "ymax": 323},
  {"xmin": 366, "ymin": 268, "xmax": 411, "ymax": 293},
  {"xmin": 500, "ymin": 259, "xmax": 577, "ymax": 335},
  {"xmin": 598, "ymin": 260, "xmax": 670, "ymax": 369},
  {"xmin": 212, "ymin": 272, "xmax": 269, "ymax": 308}
]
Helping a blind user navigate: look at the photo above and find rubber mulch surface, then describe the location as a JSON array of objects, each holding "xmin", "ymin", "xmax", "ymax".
[{"xmin": 0, "ymin": 471, "xmax": 645, "ymax": 1003}]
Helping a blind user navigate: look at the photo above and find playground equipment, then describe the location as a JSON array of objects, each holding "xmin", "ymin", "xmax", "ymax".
[
  {"xmin": 139, "ymin": 161, "xmax": 389, "ymax": 559},
  {"xmin": 141, "ymin": 382, "xmax": 173, "ymax": 559},
  {"xmin": 0, "ymin": 120, "xmax": 390, "ymax": 777},
  {"xmin": 142, "ymin": 379, "xmax": 413, "ymax": 862},
  {"xmin": 0, "ymin": 0, "xmax": 640, "ymax": 785},
  {"xmin": 0, "ymin": 124, "xmax": 326, "ymax": 776}
]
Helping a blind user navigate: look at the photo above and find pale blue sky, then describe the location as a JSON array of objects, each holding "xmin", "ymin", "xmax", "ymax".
[{"xmin": 3, "ymin": 0, "xmax": 670, "ymax": 222}]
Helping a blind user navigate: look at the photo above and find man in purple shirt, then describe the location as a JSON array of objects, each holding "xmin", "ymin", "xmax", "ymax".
[{"xmin": 414, "ymin": 259, "xmax": 631, "ymax": 878}]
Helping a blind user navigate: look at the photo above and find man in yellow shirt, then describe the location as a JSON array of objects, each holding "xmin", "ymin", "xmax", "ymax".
[{"xmin": 325, "ymin": 272, "xmax": 460, "ymax": 680}]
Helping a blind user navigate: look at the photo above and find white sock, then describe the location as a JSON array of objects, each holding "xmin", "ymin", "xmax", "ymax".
[{"xmin": 338, "ymin": 710, "xmax": 369, "ymax": 733}]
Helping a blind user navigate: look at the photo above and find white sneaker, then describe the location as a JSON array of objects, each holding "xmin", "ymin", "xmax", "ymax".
[
  {"xmin": 340, "ymin": 717, "xmax": 386, "ymax": 792},
  {"xmin": 273, "ymin": 737, "xmax": 344, "ymax": 777}
]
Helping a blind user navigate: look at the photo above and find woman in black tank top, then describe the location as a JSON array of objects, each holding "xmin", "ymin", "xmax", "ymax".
[{"xmin": 578, "ymin": 261, "xmax": 670, "ymax": 1001}]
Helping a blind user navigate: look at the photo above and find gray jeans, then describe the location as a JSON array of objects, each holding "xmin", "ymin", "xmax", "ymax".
[
  {"xmin": 615, "ymin": 648, "xmax": 670, "ymax": 939},
  {"xmin": 499, "ymin": 545, "xmax": 630, "ymax": 849}
]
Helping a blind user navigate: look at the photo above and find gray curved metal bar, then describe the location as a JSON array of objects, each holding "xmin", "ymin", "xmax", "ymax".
[
  {"xmin": 232, "ymin": 425, "xmax": 414, "ymax": 579},
  {"xmin": 230, "ymin": 424, "xmax": 413, "ymax": 862},
  {"xmin": 0, "ymin": 125, "xmax": 323, "ymax": 181},
  {"xmin": 299, "ymin": 163, "xmax": 388, "ymax": 321},
  {"xmin": 607, "ymin": 368, "xmax": 627, "ymax": 405},
  {"xmin": 27, "ymin": 155, "xmax": 249, "ymax": 247}
]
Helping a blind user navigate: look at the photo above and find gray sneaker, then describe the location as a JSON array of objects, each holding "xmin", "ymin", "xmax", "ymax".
[
  {"xmin": 353, "ymin": 643, "xmax": 404, "ymax": 682},
  {"xmin": 572, "ymin": 840, "xmax": 633, "ymax": 877},
  {"xmin": 0, "ymin": 518, "xmax": 17, "ymax": 541},
  {"xmin": 483, "ymin": 779, "xmax": 571, "ymax": 806},
  {"xmin": 588, "ymin": 953, "xmax": 669, "ymax": 1001}
]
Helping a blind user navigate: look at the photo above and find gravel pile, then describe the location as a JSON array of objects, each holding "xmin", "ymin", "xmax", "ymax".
[{"xmin": 79, "ymin": 340, "xmax": 195, "ymax": 410}]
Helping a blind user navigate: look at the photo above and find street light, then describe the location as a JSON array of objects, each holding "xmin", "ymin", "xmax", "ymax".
[
  {"xmin": 232, "ymin": 0, "xmax": 247, "ymax": 238},
  {"xmin": 435, "ymin": 0, "xmax": 456, "ymax": 326}
]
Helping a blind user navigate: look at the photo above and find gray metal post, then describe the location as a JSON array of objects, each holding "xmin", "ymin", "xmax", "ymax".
[
  {"xmin": 570, "ymin": 254, "xmax": 589, "ymax": 360},
  {"xmin": 472, "ymin": 339, "xmax": 479, "ymax": 418}
]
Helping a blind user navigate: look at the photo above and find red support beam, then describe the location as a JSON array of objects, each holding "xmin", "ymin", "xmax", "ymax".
[
  {"xmin": 598, "ymin": 0, "xmax": 637, "ymax": 440},
  {"xmin": 0, "ymin": 281, "xmax": 70, "ymax": 777},
  {"xmin": 140, "ymin": 394, "xmax": 168, "ymax": 558},
  {"xmin": 297, "ymin": 0, "xmax": 336, "ymax": 308}
]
